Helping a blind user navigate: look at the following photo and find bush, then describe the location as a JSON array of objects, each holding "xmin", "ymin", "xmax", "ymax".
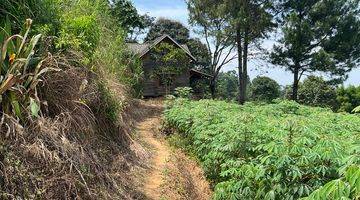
[
  {"xmin": 250, "ymin": 76, "xmax": 280, "ymax": 102},
  {"xmin": 56, "ymin": 0, "xmax": 102, "ymax": 59},
  {"xmin": 174, "ymin": 87, "xmax": 193, "ymax": 99},
  {"xmin": 336, "ymin": 85, "xmax": 360, "ymax": 113},
  {"xmin": 298, "ymin": 76, "xmax": 338, "ymax": 110},
  {"xmin": 216, "ymin": 71, "xmax": 239, "ymax": 100}
]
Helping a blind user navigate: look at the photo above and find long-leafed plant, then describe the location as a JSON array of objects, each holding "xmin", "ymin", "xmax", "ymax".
[{"xmin": 0, "ymin": 19, "xmax": 57, "ymax": 121}]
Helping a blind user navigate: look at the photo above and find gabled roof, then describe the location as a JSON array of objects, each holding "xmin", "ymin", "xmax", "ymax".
[
  {"xmin": 190, "ymin": 69, "xmax": 213, "ymax": 79},
  {"xmin": 127, "ymin": 35, "xmax": 196, "ymax": 61}
]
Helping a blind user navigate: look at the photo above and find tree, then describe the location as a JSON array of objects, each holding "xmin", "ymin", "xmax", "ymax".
[
  {"xmin": 250, "ymin": 76, "xmax": 280, "ymax": 102},
  {"xmin": 109, "ymin": 0, "xmax": 154, "ymax": 42},
  {"xmin": 216, "ymin": 71, "xmax": 239, "ymax": 100},
  {"xmin": 145, "ymin": 18, "xmax": 190, "ymax": 44},
  {"xmin": 336, "ymin": 85, "xmax": 360, "ymax": 113},
  {"xmin": 220, "ymin": 0, "xmax": 275, "ymax": 104},
  {"xmin": 271, "ymin": 0, "xmax": 360, "ymax": 101},
  {"xmin": 297, "ymin": 76, "xmax": 338, "ymax": 109},
  {"xmin": 188, "ymin": 0, "xmax": 237, "ymax": 98},
  {"xmin": 187, "ymin": 38, "xmax": 211, "ymax": 72},
  {"xmin": 149, "ymin": 43, "xmax": 190, "ymax": 95}
]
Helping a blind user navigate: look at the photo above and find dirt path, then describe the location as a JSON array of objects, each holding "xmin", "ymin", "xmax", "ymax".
[{"xmin": 136, "ymin": 100, "xmax": 212, "ymax": 200}]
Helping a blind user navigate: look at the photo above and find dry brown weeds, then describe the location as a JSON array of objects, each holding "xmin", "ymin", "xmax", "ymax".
[{"xmin": 0, "ymin": 52, "xmax": 149, "ymax": 199}]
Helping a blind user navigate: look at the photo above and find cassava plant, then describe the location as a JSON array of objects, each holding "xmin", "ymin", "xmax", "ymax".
[{"xmin": 0, "ymin": 19, "xmax": 56, "ymax": 120}]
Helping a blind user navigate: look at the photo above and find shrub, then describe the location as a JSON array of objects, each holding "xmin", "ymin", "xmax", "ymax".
[
  {"xmin": 56, "ymin": 0, "xmax": 101, "ymax": 58},
  {"xmin": 216, "ymin": 70, "xmax": 239, "ymax": 100},
  {"xmin": 250, "ymin": 76, "xmax": 280, "ymax": 102},
  {"xmin": 297, "ymin": 76, "xmax": 338, "ymax": 110},
  {"xmin": 174, "ymin": 87, "xmax": 193, "ymax": 99},
  {"xmin": 336, "ymin": 85, "xmax": 360, "ymax": 113}
]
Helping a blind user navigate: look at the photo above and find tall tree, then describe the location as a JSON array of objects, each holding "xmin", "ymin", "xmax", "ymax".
[
  {"xmin": 270, "ymin": 0, "xmax": 360, "ymax": 101},
  {"xmin": 187, "ymin": 38, "xmax": 212, "ymax": 72},
  {"xmin": 220, "ymin": 0, "xmax": 275, "ymax": 104},
  {"xmin": 145, "ymin": 18, "xmax": 190, "ymax": 44},
  {"xmin": 188, "ymin": 0, "xmax": 237, "ymax": 98},
  {"xmin": 109, "ymin": 0, "xmax": 154, "ymax": 42}
]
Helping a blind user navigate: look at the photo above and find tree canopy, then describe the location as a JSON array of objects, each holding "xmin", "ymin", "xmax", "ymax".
[
  {"xmin": 187, "ymin": 0, "xmax": 237, "ymax": 97},
  {"xmin": 219, "ymin": 0, "xmax": 275, "ymax": 104},
  {"xmin": 109, "ymin": 0, "xmax": 154, "ymax": 41},
  {"xmin": 297, "ymin": 76, "xmax": 338, "ymax": 110},
  {"xmin": 251, "ymin": 76, "xmax": 281, "ymax": 102},
  {"xmin": 271, "ymin": 0, "xmax": 360, "ymax": 100},
  {"xmin": 145, "ymin": 18, "xmax": 190, "ymax": 44}
]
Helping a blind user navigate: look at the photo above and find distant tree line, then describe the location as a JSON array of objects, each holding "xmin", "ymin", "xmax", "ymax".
[{"xmin": 215, "ymin": 72, "xmax": 360, "ymax": 113}]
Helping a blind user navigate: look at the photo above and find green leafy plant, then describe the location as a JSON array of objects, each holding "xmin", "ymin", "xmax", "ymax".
[
  {"xmin": 0, "ymin": 19, "xmax": 56, "ymax": 120},
  {"xmin": 353, "ymin": 106, "xmax": 360, "ymax": 114},
  {"xmin": 174, "ymin": 87, "xmax": 193, "ymax": 99},
  {"xmin": 302, "ymin": 165, "xmax": 360, "ymax": 199},
  {"xmin": 164, "ymin": 99, "xmax": 360, "ymax": 199}
]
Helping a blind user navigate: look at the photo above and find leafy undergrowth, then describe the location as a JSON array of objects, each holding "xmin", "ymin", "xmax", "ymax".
[{"xmin": 164, "ymin": 99, "xmax": 360, "ymax": 200}]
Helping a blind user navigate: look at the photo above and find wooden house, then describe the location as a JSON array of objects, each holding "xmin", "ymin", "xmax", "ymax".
[{"xmin": 127, "ymin": 35, "xmax": 211, "ymax": 97}]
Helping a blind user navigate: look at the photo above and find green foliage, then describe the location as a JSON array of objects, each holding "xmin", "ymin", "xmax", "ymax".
[
  {"xmin": 271, "ymin": 0, "xmax": 360, "ymax": 99},
  {"xmin": 109, "ymin": 0, "xmax": 154, "ymax": 42},
  {"xmin": 145, "ymin": 18, "xmax": 190, "ymax": 44},
  {"xmin": 97, "ymin": 81, "xmax": 121, "ymax": 123},
  {"xmin": 216, "ymin": 71, "xmax": 239, "ymax": 101},
  {"xmin": 165, "ymin": 99, "xmax": 360, "ymax": 199},
  {"xmin": 149, "ymin": 43, "xmax": 190, "ymax": 95},
  {"xmin": 337, "ymin": 85, "xmax": 360, "ymax": 113},
  {"xmin": 174, "ymin": 87, "xmax": 193, "ymax": 99},
  {"xmin": 0, "ymin": 0, "xmax": 60, "ymax": 36},
  {"xmin": 56, "ymin": 0, "xmax": 102, "ymax": 58},
  {"xmin": 0, "ymin": 19, "xmax": 57, "ymax": 119},
  {"xmin": 302, "ymin": 165, "xmax": 360, "ymax": 199},
  {"xmin": 297, "ymin": 76, "xmax": 338, "ymax": 110},
  {"xmin": 353, "ymin": 106, "xmax": 360, "ymax": 114},
  {"xmin": 251, "ymin": 76, "xmax": 280, "ymax": 102},
  {"xmin": 187, "ymin": 38, "xmax": 211, "ymax": 72}
]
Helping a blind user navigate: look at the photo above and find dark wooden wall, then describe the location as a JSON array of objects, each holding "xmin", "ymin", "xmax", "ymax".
[{"xmin": 141, "ymin": 42, "xmax": 191, "ymax": 97}]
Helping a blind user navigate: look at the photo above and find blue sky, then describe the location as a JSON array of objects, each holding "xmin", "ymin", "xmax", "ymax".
[{"xmin": 132, "ymin": 0, "xmax": 360, "ymax": 86}]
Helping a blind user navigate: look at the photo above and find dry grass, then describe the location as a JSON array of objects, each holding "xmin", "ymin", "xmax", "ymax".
[
  {"xmin": 0, "ymin": 52, "xmax": 149, "ymax": 199},
  {"xmin": 160, "ymin": 149, "xmax": 213, "ymax": 200}
]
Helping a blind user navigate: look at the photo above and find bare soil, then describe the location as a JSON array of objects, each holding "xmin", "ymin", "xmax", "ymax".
[{"xmin": 135, "ymin": 100, "xmax": 212, "ymax": 200}]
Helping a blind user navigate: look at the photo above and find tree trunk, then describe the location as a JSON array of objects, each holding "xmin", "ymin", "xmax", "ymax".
[
  {"xmin": 210, "ymin": 78, "xmax": 216, "ymax": 99},
  {"xmin": 236, "ymin": 28, "xmax": 243, "ymax": 104},
  {"xmin": 240, "ymin": 29, "xmax": 249, "ymax": 104},
  {"xmin": 292, "ymin": 64, "xmax": 300, "ymax": 101}
]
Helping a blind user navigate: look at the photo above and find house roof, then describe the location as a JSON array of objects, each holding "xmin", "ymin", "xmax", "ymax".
[
  {"xmin": 127, "ymin": 35, "xmax": 196, "ymax": 61},
  {"xmin": 190, "ymin": 69, "xmax": 213, "ymax": 79}
]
